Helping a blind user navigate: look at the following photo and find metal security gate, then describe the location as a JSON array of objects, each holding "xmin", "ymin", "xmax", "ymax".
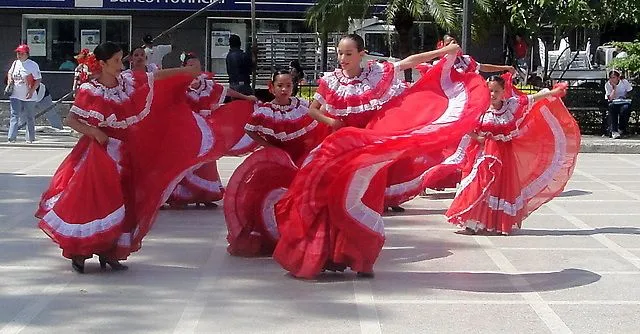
[{"xmin": 256, "ymin": 32, "xmax": 341, "ymax": 84}]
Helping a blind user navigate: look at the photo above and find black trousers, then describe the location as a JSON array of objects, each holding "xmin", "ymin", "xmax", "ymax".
[{"xmin": 607, "ymin": 102, "xmax": 631, "ymax": 134}]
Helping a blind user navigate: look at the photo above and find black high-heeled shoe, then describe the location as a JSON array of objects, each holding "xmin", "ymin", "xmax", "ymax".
[
  {"xmin": 71, "ymin": 258, "xmax": 85, "ymax": 274},
  {"xmin": 390, "ymin": 206, "xmax": 405, "ymax": 213},
  {"xmin": 356, "ymin": 271, "xmax": 375, "ymax": 278},
  {"xmin": 99, "ymin": 256, "xmax": 128, "ymax": 271}
]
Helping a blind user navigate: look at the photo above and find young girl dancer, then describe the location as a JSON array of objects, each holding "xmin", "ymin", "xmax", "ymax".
[
  {"xmin": 271, "ymin": 35, "xmax": 490, "ymax": 279},
  {"xmin": 165, "ymin": 52, "xmax": 256, "ymax": 209},
  {"xmin": 224, "ymin": 69, "xmax": 329, "ymax": 256},
  {"xmin": 447, "ymin": 74, "xmax": 579, "ymax": 235},
  {"xmin": 384, "ymin": 39, "xmax": 519, "ymax": 210},
  {"xmin": 36, "ymin": 42, "xmax": 240, "ymax": 273},
  {"xmin": 128, "ymin": 47, "xmax": 158, "ymax": 73}
]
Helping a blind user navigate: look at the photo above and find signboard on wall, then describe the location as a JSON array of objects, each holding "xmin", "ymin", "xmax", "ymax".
[
  {"xmin": 81, "ymin": 29, "xmax": 100, "ymax": 51},
  {"xmin": 0, "ymin": 0, "xmax": 325, "ymax": 12},
  {"xmin": 26, "ymin": 29, "xmax": 47, "ymax": 57},
  {"xmin": 211, "ymin": 30, "xmax": 230, "ymax": 59}
]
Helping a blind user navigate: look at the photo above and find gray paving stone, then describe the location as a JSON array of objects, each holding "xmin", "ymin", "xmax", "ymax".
[{"xmin": 2, "ymin": 148, "xmax": 640, "ymax": 333}]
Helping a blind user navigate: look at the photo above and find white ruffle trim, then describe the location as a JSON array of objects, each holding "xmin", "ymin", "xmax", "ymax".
[
  {"xmin": 72, "ymin": 73, "xmax": 155, "ymax": 129},
  {"xmin": 245, "ymin": 120, "xmax": 318, "ymax": 142},
  {"xmin": 193, "ymin": 112, "xmax": 214, "ymax": 157},
  {"xmin": 42, "ymin": 205, "xmax": 126, "ymax": 239},
  {"xmin": 346, "ymin": 160, "xmax": 391, "ymax": 236},
  {"xmin": 479, "ymin": 95, "xmax": 534, "ymax": 141},
  {"xmin": 383, "ymin": 135, "xmax": 472, "ymax": 198},
  {"xmin": 251, "ymin": 97, "xmax": 309, "ymax": 121},
  {"xmin": 317, "ymin": 61, "xmax": 408, "ymax": 116},
  {"xmin": 184, "ymin": 170, "xmax": 223, "ymax": 193},
  {"xmin": 484, "ymin": 105, "xmax": 567, "ymax": 216},
  {"xmin": 261, "ymin": 187, "xmax": 287, "ymax": 240}
]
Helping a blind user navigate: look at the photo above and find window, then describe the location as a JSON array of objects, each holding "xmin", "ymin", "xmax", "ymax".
[
  {"xmin": 22, "ymin": 15, "xmax": 131, "ymax": 72},
  {"xmin": 207, "ymin": 17, "xmax": 314, "ymax": 82}
]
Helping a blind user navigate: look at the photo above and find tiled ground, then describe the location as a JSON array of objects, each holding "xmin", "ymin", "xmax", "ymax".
[{"xmin": 1, "ymin": 148, "xmax": 639, "ymax": 333}]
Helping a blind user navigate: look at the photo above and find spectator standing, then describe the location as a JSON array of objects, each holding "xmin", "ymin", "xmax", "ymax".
[
  {"xmin": 513, "ymin": 34, "xmax": 528, "ymax": 71},
  {"xmin": 289, "ymin": 59, "xmax": 306, "ymax": 96},
  {"xmin": 143, "ymin": 34, "xmax": 173, "ymax": 70},
  {"xmin": 6, "ymin": 44, "xmax": 41, "ymax": 143},
  {"xmin": 226, "ymin": 34, "xmax": 254, "ymax": 96}
]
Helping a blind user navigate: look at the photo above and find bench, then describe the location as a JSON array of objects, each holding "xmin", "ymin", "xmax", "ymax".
[
  {"xmin": 564, "ymin": 88, "xmax": 609, "ymax": 135},
  {"xmin": 565, "ymin": 88, "xmax": 640, "ymax": 135}
]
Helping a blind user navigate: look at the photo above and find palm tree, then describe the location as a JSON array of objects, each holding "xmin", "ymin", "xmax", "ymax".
[{"xmin": 307, "ymin": 0, "xmax": 492, "ymax": 65}]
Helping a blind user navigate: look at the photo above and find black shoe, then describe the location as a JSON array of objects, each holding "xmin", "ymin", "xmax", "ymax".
[
  {"xmin": 99, "ymin": 256, "xmax": 128, "ymax": 271},
  {"xmin": 356, "ymin": 272, "xmax": 375, "ymax": 278},
  {"xmin": 71, "ymin": 258, "xmax": 85, "ymax": 274},
  {"xmin": 202, "ymin": 202, "xmax": 218, "ymax": 209},
  {"xmin": 390, "ymin": 206, "xmax": 405, "ymax": 212},
  {"xmin": 323, "ymin": 260, "xmax": 346, "ymax": 272}
]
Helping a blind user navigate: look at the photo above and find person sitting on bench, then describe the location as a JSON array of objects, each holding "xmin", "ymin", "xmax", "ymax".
[{"xmin": 605, "ymin": 70, "xmax": 633, "ymax": 139}]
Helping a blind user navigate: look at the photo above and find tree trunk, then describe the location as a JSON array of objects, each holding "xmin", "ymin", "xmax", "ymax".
[
  {"xmin": 393, "ymin": 8, "xmax": 415, "ymax": 82},
  {"xmin": 321, "ymin": 30, "xmax": 329, "ymax": 73}
]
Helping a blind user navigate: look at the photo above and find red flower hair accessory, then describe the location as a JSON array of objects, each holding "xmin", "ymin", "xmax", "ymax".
[{"xmin": 84, "ymin": 53, "xmax": 102, "ymax": 74}]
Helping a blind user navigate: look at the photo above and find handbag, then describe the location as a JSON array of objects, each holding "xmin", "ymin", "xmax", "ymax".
[{"xmin": 4, "ymin": 60, "xmax": 16, "ymax": 97}]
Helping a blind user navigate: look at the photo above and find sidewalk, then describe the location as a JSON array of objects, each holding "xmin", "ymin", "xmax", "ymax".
[
  {"xmin": 2, "ymin": 131, "xmax": 640, "ymax": 153},
  {"xmin": 0, "ymin": 126, "xmax": 78, "ymax": 148}
]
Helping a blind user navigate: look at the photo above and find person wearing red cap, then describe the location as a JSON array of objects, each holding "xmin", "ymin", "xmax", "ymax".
[{"xmin": 6, "ymin": 44, "xmax": 41, "ymax": 143}]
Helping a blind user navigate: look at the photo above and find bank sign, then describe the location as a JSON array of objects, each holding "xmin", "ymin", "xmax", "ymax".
[{"xmin": 0, "ymin": 0, "xmax": 317, "ymax": 11}]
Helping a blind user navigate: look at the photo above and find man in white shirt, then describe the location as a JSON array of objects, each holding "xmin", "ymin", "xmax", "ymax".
[
  {"xmin": 5, "ymin": 44, "xmax": 41, "ymax": 143},
  {"xmin": 604, "ymin": 70, "xmax": 633, "ymax": 139},
  {"xmin": 143, "ymin": 34, "xmax": 173, "ymax": 70}
]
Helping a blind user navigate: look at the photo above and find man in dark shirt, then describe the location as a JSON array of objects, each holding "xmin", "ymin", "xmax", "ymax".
[{"xmin": 226, "ymin": 34, "xmax": 254, "ymax": 96}]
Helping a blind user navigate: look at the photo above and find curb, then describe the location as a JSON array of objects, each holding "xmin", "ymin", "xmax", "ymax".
[
  {"xmin": 580, "ymin": 143, "xmax": 640, "ymax": 154},
  {"xmin": 0, "ymin": 142, "xmax": 76, "ymax": 149}
]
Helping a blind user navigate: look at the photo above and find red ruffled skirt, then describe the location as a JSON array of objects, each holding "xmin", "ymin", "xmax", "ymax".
[
  {"xmin": 167, "ymin": 161, "xmax": 224, "ymax": 205},
  {"xmin": 224, "ymin": 148, "xmax": 298, "ymax": 256},
  {"xmin": 446, "ymin": 96, "xmax": 580, "ymax": 234},
  {"xmin": 166, "ymin": 100, "xmax": 256, "ymax": 205}
]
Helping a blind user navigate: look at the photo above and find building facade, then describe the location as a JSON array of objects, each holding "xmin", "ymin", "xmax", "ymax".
[
  {"xmin": 0, "ymin": 0, "xmax": 506, "ymax": 99},
  {"xmin": 0, "ymin": 0, "xmax": 320, "ymax": 98}
]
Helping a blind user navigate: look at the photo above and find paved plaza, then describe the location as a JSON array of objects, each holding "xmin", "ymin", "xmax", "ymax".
[{"xmin": 1, "ymin": 146, "xmax": 640, "ymax": 333}]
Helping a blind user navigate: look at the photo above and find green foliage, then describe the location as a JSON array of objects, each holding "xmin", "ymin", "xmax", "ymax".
[
  {"xmin": 306, "ymin": 0, "xmax": 373, "ymax": 33},
  {"xmin": 307, "ymin": 0, "xmax": 493, "ymax": 38},
  {"xmin": 505, "ymin": 0, "xmax": 640, "ymax": 37},
  {"xmin": 610, "ymin": 41, "xmax": 640, "ymax": 78}
]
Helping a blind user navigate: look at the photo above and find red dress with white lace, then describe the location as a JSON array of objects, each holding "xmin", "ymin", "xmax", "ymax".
[
  {"xmin": 446, "ymin": 80, "xmax": 580, "ymax": 234},
  {"xmin": 315, "ymin": 60, "xmax": 409, "ymax": 128},
  {"xmin": 167, "ymin": 73, "xmax": 228, "ymax": 205},
  {"xmin": 273, "ymin": 56, "xmax": 491, "ymax": 278},
  {"xmin": 224, "ymin": 98, "xmax": 329, "ymax": 256},
  {"xmin": 36, "ymin": 71, "xmax": 237, "ymax": 260}
]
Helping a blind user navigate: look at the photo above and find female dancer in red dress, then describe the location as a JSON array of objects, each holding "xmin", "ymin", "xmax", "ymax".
[
  {"xmin": 272, "ymin": 35, "xmax": 491, "ymax": 279},
  {"xmin": 446, "ymin": 75, "xmax": 579, "ymax": 235},
  {"xmin": 166, "ymin": 52, "xmax": 257, "ymax": 209},
  {"xmin": 383, "ymin": 37, "xmax": 519, "ymax": 208},
  {"xmin": 224, "ymin": 70, "xmax": 329, "ymax": 256},
  {"xmin": 127, "ymin": 47, "xmax": 159, "ymax": 73},
  {"xmin": 36, "ymin": 42, "xmax": 239, "ymax": 273}
]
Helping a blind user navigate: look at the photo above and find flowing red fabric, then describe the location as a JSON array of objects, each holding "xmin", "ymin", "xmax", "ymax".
[
  {"xmin": 167, "ymin": 73, "xmax": 253, "ymax": 205},
  {"xmin": 272, "ymin": 56, "xmax": 491, "ymax": 278},
  {"xmin": 37, "ymin": 71, "xmax": 248, "ymax": 260},
  {"xmin": 224, "ymin": 99, "xmax": 330, "ymax": 256},
  {"xmin": 224, "ymin": 148, "xmax": 298, "ymax": 256},
  {"xmin": 377, "ymin": 55, "xmax": 480, "ymax": 206},
  {"xmin": 445, "ymin": 74, "xmax": 580, "ymax": 234}
]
